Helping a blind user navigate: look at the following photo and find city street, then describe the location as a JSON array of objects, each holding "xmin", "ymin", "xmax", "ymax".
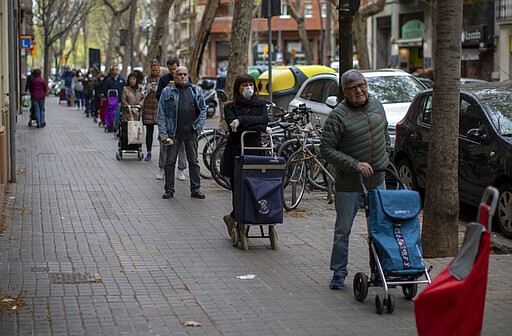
[{"xmin": 0, "ymin": 96, "xmax": 511, "ymax": 335}]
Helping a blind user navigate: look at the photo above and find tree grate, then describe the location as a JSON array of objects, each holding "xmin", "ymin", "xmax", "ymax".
[{"xmin": 49, "ymin": 272, "xmax": 102, "ymax": 284}]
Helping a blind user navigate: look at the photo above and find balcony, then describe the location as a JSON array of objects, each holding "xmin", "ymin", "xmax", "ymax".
[{"xmin": 496, "ymin": 0, "xmax": 512, "ymax": 24}]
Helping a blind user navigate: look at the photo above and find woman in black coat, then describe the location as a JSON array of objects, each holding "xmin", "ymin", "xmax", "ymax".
[{"xmin": 220, "ymin": 74, "xmax": 268, "ymax": 237}]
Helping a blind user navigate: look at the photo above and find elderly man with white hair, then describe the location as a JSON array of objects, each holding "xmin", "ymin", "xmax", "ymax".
[
  {"xmin": 157, "ymin": 66, "xmax": 207, "ymax": 200},
  {"xmin": 320, "ymin": 69, "xmax": 391, "ymax": 289}
]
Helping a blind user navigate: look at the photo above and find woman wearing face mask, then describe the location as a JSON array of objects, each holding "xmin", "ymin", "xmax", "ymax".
[{"xmin": 220, "ymin": 74, "xmax": 268, "ymax": 238}]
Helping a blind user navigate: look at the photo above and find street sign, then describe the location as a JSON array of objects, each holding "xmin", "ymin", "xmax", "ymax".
[{"xmin": 20, "ymin": 35, "xmax": 32, "ymax": 49}]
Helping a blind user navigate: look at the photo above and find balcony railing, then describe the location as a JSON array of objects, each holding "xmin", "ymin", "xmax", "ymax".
[{"xmin": 496, "ymin": 0, "xmax": 512, "ymax": 22}]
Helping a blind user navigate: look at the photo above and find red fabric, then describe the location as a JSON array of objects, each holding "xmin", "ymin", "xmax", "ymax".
[{"xmin": 414, "ymin": 204, "xmax": 490, "ymax": 336}]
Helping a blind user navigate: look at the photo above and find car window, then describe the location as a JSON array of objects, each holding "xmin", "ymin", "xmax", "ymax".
[
  {"xmin": 324, "ymin": 80, "xmax": 339, "ymax": 99},
  {"xmin": 459, "ymin": 100, "xmax": 482, "ymax": 136},
  {"xmin": 475, "ymin": 88, "xmax": 512, "ymax": 136},
  {"xmin": 366, "ymin": 75, "xmax": 425, "ymax": 104},
  {"xmin": 418, "ymin": 95, "xmax": 432, "ymax": 125},
  {"xmin": 300, "ymin": 80, "xmax": 322, "ymax": 102}
]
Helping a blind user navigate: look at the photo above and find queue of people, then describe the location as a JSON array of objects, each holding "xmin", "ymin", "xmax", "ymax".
[{"xmin": 27, "ymin": 61, "xmax": 386, "ymax": 293}]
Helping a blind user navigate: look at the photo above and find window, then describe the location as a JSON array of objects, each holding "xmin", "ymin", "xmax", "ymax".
[
  {"xmin": 459, "ymin": 100, "xmax": 482, "ymax": 136},
  {"xmin": 419, "ymin": 95, "xmax": 432, "ymax": 125},
  {"xmin": 321, "ymin": 2, "xmax": 327, "ymax": 18},
  {"xmin": 280, "ymin": 2, "xmax": 290, "ymax": 17},
  {"xmin": 300, "ymin": 79, "xmax": 325, "ymax": 102},
  {"xmin": 324, "ymin": 80, "xmax": 339, "ymax": 99},
  {"xmin": 304, "ymin": 3, "xmax": 313, "ymax": 18}
]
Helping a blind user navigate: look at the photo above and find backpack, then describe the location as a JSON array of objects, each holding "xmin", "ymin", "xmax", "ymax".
[{"xmin": 75, "ymin": 80, "xmax": 84, "ymax": 92}]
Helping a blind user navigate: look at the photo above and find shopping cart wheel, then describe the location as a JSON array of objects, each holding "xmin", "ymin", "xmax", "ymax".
[
  {"xmin": 353, "ymin": 272, "xmax": 369, "ymax": 302},
  {"xmin": 231, "ymin": 228, "xmax": 239, "ymax": 247},
  {"xmin": 385, "ymin": 294, "xmax": 395, "ymax": 314},
  {"xmin": 269, "ymin": 225, "xmax": 278, "ymax": 250},
  {"xmin": 375, "ymin": 294, "xmax": 384, "ymax": 314},
  {"xmin": 239, "ymin": 224, "xmax": 248, "ymax": 250},
  {"xmin": 402, "ymin": 284, "xmax": 418, "ymax": 300}
]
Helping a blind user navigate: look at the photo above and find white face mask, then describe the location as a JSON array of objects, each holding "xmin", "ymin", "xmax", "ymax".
[{"xmin": 242, "ymin": 87, "xmax": 254, "ymax": 99}]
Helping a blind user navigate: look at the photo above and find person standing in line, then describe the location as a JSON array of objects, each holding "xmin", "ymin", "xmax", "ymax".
[
  {"xmin": 61, "ymin": 66, "xmax": 75, "ymax": 106},
  {"xmin": 121, "ymin": 72, "xmax": 144, "ymax": 114},
  {"xmin": 28, "ymin": 68, "xmax": 47, "ymax": 128},
  {"xmin": 156, "ymin": 56, "xmax": 188, "ymax": 181},
  {"xmin": 105, "ymin": 66, "xmax": 126, "ymax": 132},
  {"xmin": 82, "ymin": 69, "xmax": 96, "ymax": 118},
  {"xmin": 220, "ymin": 74, "xmax": 268, "ymax": 237},
  {"xmin": 73, "ymin": 70, "xmax": 85, "ymax": 110},
  {"xmin": 141, "ymin": 60, "xmax": 161, "ymax": 161},
  {"xmin": 157, "ymin": 66, "xmax": 207, "ymax": 199},
  {"xmin": 93, "ymin": 72, "xmax": 106, "ymax": 123},
  {"xmin": 320, "ymin": 69, "xmax": 391, "ymax": 290}
]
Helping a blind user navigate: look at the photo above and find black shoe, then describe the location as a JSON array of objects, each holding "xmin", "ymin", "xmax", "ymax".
[
  {"xmin": 191, "ymin": 191, "xmax": 205, "ymax": 199},
  {"xmin": 162, "ymin": 191, "xmax": 173, "ymax": 199}
]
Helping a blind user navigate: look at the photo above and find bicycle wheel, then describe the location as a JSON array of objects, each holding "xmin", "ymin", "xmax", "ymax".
[
  {"xmin": 210, "ymin": 141, "xmax": 231, "ymax": 190},
  {"xmin": 276, "ymin": 138, "xmax": 300, "ymax": 161},
  {"xmin": 198, "ymin": 129, "xmax": 215, "ymax": 178},
  {"xmin": 307, "ymin": 158, "xmax": 329, "ymax": 191},
  {"xmin": 283, "ymin": 150, "xmax": 307, "ymax": 211}
]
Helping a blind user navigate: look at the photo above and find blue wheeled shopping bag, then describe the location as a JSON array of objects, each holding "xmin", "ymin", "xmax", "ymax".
[
  {"xmin": 368, "ymin": 189, "xmax": 425, "ymax": 274},
  {"xmin": 234, "ymin": 155, "xmax": 285, "ymax": 225}
]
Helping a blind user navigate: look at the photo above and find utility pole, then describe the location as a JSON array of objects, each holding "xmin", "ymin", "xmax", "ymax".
[
  {"xmin": 338, "ymin": 0, "xmax": 359, "ymax": 97},
  {"xmin": 129, "ymin": 0, "xmax": 136, "ymax": 71}
]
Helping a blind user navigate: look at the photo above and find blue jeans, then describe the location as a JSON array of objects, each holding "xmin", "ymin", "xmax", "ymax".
[
  {"xmin": 32, "ymin": 98, "xmax": 45, "ymax": 125},
  {"xmin": 330, "ymin": 182, "xmax": 385, "ymax": 278}
]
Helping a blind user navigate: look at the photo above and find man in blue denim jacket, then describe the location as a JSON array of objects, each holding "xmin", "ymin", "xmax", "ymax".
[{"xmin": 157, "ymin": 66, "xmax": 207, "ymax": 199}]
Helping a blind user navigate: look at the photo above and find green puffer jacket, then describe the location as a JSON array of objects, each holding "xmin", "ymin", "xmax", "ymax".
[{"xmin": 320, "ymin": 96, "xmax": 391, "ymax": 192}]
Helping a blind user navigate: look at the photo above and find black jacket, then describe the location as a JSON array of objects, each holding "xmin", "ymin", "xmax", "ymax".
[{"xmin": 220, "ymin": 96, "xmax": 268, "ymax": 179}]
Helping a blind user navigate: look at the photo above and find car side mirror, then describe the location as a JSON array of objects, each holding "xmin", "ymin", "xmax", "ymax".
[
  {"xmin": 325, "ymin": 96, "xmax": 339, "ymax": 108},
  {"xmin": 467, "ymin": 128, "xmax": 490, "ymax": 144}
]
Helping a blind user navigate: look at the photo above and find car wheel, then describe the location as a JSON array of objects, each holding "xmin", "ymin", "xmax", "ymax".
[
  {"xmin": 397, "ymin": 158, "xmax": 418, "ymax": 190},
  {"xmin": 497, "ymin": 182, "xmax": 512, "ymax": 238}
]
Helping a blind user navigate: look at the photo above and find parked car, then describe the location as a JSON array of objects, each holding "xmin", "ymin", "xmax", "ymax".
[
  {"xmin": 256, "ymin": 65, "xmax": 336, "ymax": 110},
  {"xmin": 393, "ymin": 83, "xmax": 512, "ymax": 238},
  {"xmin": 287, "ymin": 69, "xmax": 427, "ymax": 149}
]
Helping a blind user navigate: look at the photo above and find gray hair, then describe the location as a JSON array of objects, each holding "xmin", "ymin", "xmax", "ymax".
[
  {"xmin": 175, "ymin": 66, "xmax": 188, "ymax": 74},
  {"xmin": 341, "ymin": 69, "xmax": 366, "ymax": 91}
]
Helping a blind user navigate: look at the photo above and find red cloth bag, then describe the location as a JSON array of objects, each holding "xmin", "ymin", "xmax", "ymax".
[{"xmin": 414, "ymin": 205, "xmax": 491, "ymax": 336}]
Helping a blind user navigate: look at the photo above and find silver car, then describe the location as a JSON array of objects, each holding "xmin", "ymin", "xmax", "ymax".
[{"xmin": 287, "ymin": 69, "xmax": 427, "ymax": 148}]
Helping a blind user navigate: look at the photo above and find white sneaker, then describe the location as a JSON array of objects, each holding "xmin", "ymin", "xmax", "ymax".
[
  {"xmin": 177, "ymin": 169, "xmax": 186, "ymax": 181},
  {"xmin": 155, "ymin": 169, "xmax": 164, "ymax": 180}
]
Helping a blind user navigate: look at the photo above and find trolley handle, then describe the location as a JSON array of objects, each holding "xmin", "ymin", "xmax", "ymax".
[
  {"xmin": 357, "ymin": 167, "xmax": 406, "ymax": 196},
  {"xmin": 240, "ymin": 130, "xmax": 275, "ymax": 156}
]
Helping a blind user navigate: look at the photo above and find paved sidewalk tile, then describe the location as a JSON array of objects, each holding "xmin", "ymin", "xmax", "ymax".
[{"xmin": 0, "ymin": 97, "xmax": 511, "ymax": 335}]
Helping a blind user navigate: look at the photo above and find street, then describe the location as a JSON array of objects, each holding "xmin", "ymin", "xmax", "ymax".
[{"xmin": 0, "ymin": 96, "xmax": 511, "ymax": 335}]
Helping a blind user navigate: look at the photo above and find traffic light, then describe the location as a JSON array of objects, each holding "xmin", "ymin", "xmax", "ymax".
[
  {"xmin": 339, "ymin": 0, "xmax": 360, "ymax": 16},
  {"xmin": 262, "ymin": 0, "xmax": 281, "ymax": 17}
]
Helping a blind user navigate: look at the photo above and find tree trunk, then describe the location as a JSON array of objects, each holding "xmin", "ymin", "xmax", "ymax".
[
  {"xmin": 188, "ymin": 0, "xmax": 220, "ymax": 83},
  {"xmin": 421, "ymin": 0, "xmax": 463, "ymax": 258},
  {"xmin": 353, "ymin": 15, "xmax": 368, "ymax": 69},
  {"xmin": 225, "ymin": 0, "xmax": 254, "ymax": 100},
  {"xmin": 147, "ymin": 0, "xmax": 176, "ymax": 65},
  {"xmin": 288, "ymin": 0, "xmax": 313, "ymax": 64}
]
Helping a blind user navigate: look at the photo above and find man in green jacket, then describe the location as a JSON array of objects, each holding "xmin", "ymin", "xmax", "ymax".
[{"xmin": 320, "ymin": 69, "xmax": 391, "ymax": 289}]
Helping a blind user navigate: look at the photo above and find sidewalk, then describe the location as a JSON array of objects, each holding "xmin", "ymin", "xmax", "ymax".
[{"xmin": 0, "ymin": 96, "xmax": 511, "ymax": 335}]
